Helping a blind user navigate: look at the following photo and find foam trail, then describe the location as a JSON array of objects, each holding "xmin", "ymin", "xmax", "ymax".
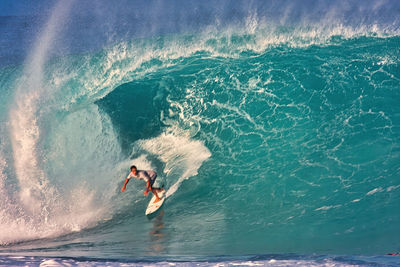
[{"xmin": 139, "ymin": 130, "xmax": 211, "ymax": 198}]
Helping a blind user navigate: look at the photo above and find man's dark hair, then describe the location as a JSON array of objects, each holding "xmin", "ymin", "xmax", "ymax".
[{"xmin": 130, "ymin": 165, "xmax": 137, "ymax": 170}]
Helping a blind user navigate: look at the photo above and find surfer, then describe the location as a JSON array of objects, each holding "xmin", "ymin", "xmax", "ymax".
[{"xmin": 121, "ymin": 165, "xmax": 163, "ymax": 203}]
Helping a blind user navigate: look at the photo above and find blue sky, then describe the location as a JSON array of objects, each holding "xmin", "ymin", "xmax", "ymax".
[{"xmin": 0, "ymin": 0, "xmax": 56, "ymax": 16}]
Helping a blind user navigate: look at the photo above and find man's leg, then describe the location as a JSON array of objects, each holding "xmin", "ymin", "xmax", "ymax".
[{"xmin": 150, "ymin": 186, "xmax": 161, "ymax": 200}]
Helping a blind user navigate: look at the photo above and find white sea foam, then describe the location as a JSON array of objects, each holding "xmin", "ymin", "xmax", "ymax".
[
  {"xmin": 0, "ymin": 255, "xmax": 384, "ymax": 266},
  {"xmin": 315, "ymin": 205, "xmax": 342, "ymax": 211},
  {"xmin": 366, "ymin": 187, "xmax": 384, "ymax": 196}
]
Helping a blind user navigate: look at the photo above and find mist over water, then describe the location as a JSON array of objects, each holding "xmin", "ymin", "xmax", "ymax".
[{"xmin": 0, "ymin": 0, "xmax": 399, "ymax": 263}]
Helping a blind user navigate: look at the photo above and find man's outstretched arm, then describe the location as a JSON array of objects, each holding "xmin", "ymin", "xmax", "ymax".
[{"xmin": 121, "ymin": 178, "xmax": 130, "ymax": 192}]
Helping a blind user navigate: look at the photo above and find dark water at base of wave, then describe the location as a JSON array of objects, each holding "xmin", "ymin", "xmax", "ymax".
[{"xmin": 1, "ymin": 254, "xmax": 400, "ymax": 267}]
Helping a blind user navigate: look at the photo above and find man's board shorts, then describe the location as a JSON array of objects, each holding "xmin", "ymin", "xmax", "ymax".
[{"xmin": 148, "ymin": 173, "xmax": 160, "ymax": 189}]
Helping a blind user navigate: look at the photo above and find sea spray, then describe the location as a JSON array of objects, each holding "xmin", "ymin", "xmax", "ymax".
[
  {"xmin": 138, "ymin": 129, "xmax": 211, "ymax": 198},
  {"xmin": 2, "ymin": 0, "xmax": 111, "ymax": 244}
]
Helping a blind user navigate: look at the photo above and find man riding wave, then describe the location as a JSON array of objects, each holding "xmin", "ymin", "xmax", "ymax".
[{"xmin": 121, "ymin": 165, "xmax": 163, "ymax": 203}]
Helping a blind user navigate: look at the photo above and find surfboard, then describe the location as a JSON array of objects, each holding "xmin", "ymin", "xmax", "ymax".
[{"xmin": 145, "ymin": 189, "xmax": 166, "ymax": 216}]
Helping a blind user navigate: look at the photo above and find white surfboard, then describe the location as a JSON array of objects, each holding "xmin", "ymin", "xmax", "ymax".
[{"xmin": 145, "ymin": 189, "xmax": 166, "ymax": 215}]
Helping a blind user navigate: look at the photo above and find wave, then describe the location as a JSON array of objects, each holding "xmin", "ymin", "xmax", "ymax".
[{"xmin": 0, "ymin": 0, "xmax": 399, "ymax": 256}]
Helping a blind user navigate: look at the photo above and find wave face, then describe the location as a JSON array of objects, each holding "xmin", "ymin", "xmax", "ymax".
[{"xmin": 0, "ymin": 0, "xmax": 400, "ymax": 260}]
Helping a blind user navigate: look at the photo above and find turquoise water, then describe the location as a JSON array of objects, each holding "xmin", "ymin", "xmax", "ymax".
[{"xmin": 0, "ymin": 1, "xmax": 400, "ymax": 265}]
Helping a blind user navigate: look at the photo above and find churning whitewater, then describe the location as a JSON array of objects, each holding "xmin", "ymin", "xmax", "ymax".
[{"xmin": 0, "ymin": 0, "xmax": 399, "ymax": 264}]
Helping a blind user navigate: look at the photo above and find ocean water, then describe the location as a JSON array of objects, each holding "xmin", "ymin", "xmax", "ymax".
[{"xmin": 0, "ymin": 0, "xmax": 400, "ymax": 266}]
